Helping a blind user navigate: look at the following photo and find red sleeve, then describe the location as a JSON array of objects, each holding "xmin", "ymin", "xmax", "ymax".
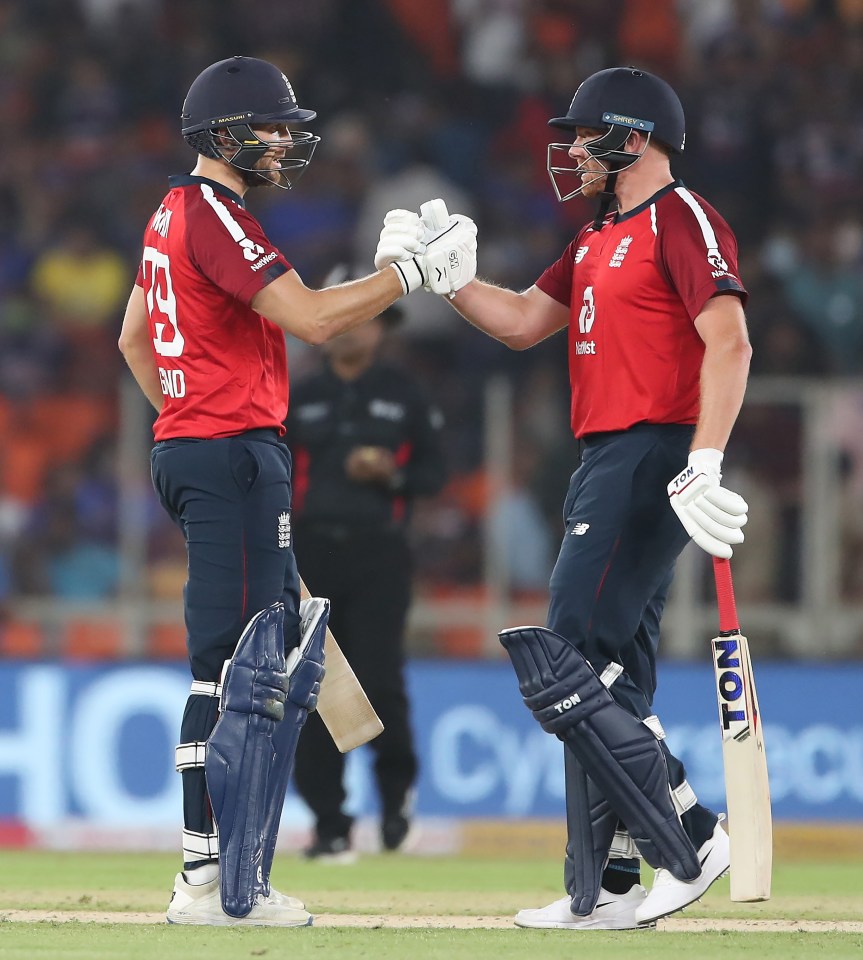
[
  {"xmin": 135, "ymin": 263, "xmax": 143, "ymax": 287},
  {"xmin": 186, "ymin": 189, "xmax": 292, "ymax": 305},
  {"xmin": 536, "ymin": 240, "xmax": 577, "ymax": 306},
  {"xmin": 536, "ymin": 224, "xmax": 595, "ymax": 306},
  {"xmin": 657, "ymin": 188, "xmax": 748, "ymax": 320}
]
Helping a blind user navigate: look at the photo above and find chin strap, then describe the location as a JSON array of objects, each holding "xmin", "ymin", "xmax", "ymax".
[
  {"xmin": 591, "ymin": 169, "xmax": 620, "ymax": 231},
  {"xmin": 584, "ymin": 123, "xmax": 642, "ymax": 231}
]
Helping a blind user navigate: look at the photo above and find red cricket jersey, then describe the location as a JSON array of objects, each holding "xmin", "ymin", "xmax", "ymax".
[
  {"xmin": 536, "ymin": 181, "xmax": 747, "ymax": 439},
  {"xmin": 135, "ymin": 175, "xmax": 292, "ymax": 441}
]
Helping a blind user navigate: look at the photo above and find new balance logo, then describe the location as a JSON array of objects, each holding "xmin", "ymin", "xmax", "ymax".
[{"xmin": 571, "ymin": 522, "xmax": 590, "ymax": 536}]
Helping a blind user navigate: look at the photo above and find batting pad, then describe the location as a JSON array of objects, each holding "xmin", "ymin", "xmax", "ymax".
[
  {"xmin": 564, "ymin": 750, "xmax": 619, "ymax": 915},
  {"xmin": 206, "ymin": 603, "xmax": 290, "ymax": 918},
  {"xmin": 500, "ymin": 625, "xmax": 700, "ymax": 882},
  {"xmin": 259, "ymin": 596, "xmax": 329, "ymax": 890}
]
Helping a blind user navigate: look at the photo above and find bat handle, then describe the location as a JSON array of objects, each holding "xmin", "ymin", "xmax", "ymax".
[{"xmin": 712, "ymin": 557, "xmax": 740, "ymax": 635}]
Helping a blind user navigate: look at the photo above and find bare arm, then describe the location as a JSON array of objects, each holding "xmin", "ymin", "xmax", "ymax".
[
  {"xmin": 118, "ymin": 285, "xmax": 163, "ymax": 411},
  {"xmin": 251, "ymin": 267, "xmax": 405, "ymax": 345},
  {"xmin": 692, "ymin": 294, "xmax": 752, "ymax": 452},
  {"xmin": 447, "ymin": 279, "xmax": 569, "ymax": 351}
]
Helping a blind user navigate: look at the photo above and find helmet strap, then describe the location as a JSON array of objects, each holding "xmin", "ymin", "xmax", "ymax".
[
  {"xmin": 586, "ymin": 125, "xmax": 642, "ymax": 231},
  {"xmin": 591, "ymin": 169, "xmax": 620, "ymax": 231}
]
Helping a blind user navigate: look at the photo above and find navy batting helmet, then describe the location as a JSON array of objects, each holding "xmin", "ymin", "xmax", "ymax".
[
  {"xmin": 181, "ymin": 56, "xmax": 319, "ymax": 190},
  {"xmin": 546, "ymin": 67, "xmax": 684, "ymax": 203},
  {"xmin": 549, "ymin": 66, "xmax": 685, "ymax": 152}
]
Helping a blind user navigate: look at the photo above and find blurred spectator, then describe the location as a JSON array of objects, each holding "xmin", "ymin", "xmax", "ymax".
[
  {"xmin": 772, "ymin": 219, "xmax": 863, "ymax": 374},
  {"xmin": 30, "ymin": 223, "xmax": 128, "ymax": 330},
  {"xmin": 487, "ymin": 437, "xmax": 555, "ymax": 593},
  {"xmin": 11, "ymin": 461, "xmax": 119, "ymax": 599}
]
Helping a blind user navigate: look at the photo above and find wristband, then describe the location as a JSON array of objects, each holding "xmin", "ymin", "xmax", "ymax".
[{"xmin": 388, "ymin": 259, "xmax": 424, "ymax": 295}]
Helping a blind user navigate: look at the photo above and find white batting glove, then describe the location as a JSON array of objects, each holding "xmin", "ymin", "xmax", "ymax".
[
  {"xmin": 375, "ymin": 209, "xmax": 427, "ymax": 295},
  {"xmin": 418, "ymin": 199, "xmax": 478, "ymax": 298},
  {"xmin": 667, "ymin": 448, "xmax": 748, "ymax": 559}
]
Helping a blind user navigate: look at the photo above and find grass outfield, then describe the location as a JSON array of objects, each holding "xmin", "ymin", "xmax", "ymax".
[{"xmin": 0, "ymin": 850, "xmax": 861, "ymax": 959}]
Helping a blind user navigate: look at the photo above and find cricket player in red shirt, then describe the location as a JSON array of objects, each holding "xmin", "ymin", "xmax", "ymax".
[
  {"xmin": 118, "ymin": 56, "xmax": 475, "ymax": 927},
  {"xmin": 378, "ymin": 67, "xmax": 751, "ymax": 929}
]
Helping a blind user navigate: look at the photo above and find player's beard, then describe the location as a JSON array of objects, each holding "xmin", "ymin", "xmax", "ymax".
[
  {"xmin": 579, "ymin": 165, "xmax": 608, "ymax": 199},
  {"xmin": 242, "ymin": 164, "xmax": 280, "ymax": 189}
]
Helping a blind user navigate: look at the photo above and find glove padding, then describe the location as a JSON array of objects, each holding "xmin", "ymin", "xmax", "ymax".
[
  {"xmin": 667, "ymin": 448, "xmax": 748, "ymax": 559},
  {"xmin": 374, "ymin": 200, "xmax": 477, "ymax": 297},
  {"xmin": 374, "ymin": 209, "xmax": 425, "ymax": 271},
  {"xmin": 419, "ymin": 199, "xmax": 477, "ymax": 297},
  {"xmin": 375, "ymin": 208, "xmax": 426, "ymax": 294}
]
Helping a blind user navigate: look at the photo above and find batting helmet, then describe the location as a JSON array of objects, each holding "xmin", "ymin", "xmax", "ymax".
[
  {"xmin": 549, "ymin": 66, "xmax": 685, "ymax": 153},
  {"xmin": 181, "ymin": 56, "xmax": 319, "ymax": 189},
  {"xmin": 546, "ymin": 66, "xmax": 684, "ymax": 204}
]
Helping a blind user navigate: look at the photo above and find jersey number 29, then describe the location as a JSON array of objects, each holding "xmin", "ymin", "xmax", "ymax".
[{"xmin": 142, "ymin": 247, "xmax": 185, "ymax": 358}]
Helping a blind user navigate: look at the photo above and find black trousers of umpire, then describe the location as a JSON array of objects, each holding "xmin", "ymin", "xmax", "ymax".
[
  {"xmin": 151, "ymin": 429, "xmax": 302, "ymax": 861},
  {"xmin": 292, "ymin": 523, "xmax": 417, "ymax": 840},
  {"xmin": 546, "ymin": 423, "xmax": 717, "ymax": 876}
]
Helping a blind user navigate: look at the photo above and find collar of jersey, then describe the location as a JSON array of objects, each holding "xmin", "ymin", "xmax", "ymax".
[
  {"xmin": 614, "ymin": 178, "xmax": 683, "ymax": 224},
  {"xmin": 169, "ymin": 174, "xmax": 246, "ymax": 209}
]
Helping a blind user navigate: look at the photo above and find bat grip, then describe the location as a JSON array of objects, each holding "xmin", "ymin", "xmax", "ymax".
[{"xmin": 712, "ymin": 557, "xmax": 740, "ymax": 634}]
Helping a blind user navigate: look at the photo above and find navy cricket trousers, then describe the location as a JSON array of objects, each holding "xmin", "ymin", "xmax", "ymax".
[
  {"xmin": 151, "ymin": 429, "xmax": 302, "ymax": 856},
  {"xmin": 546, "ymin": 423, "xmax": 717, "ymax": 855}
]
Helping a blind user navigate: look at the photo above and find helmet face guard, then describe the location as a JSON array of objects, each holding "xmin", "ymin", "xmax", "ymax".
[
  {"xmin": 546, "ymin": 67, "xmax": 683, "ymax": 204},
  {"xmin": 546, "ymin": 115, "xmax": 653, "ymax": 202},
  {"xmin": 181, "ymin": 56, "xmax": 319, "ymax": 190},
  {"xmin": 190, "ymin": 121, "xmax": 320, "ymax": 190}
]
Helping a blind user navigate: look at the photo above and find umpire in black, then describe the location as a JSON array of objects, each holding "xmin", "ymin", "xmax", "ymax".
[{"xmin": 284, "ymin": 267, "xmax": 446, "ymax": 860}]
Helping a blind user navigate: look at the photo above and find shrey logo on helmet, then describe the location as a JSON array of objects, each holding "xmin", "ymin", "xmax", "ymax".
[
  {"xmin": 181, "ymin": 56, "xmax": 320, "ymax": 190},
  {"xmin": 546, "ymin": 66, "xmax": 685, "ymax": 204}
]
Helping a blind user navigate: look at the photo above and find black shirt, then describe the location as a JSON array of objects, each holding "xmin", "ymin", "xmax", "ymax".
[{"xmin": 284, "ymin": 361, "xmax": 446, "ymax": 531}]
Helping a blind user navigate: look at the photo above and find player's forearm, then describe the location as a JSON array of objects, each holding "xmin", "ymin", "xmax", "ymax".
[
  {"xmin": 126, "ymin": 356, "xmax": 164, "ymax": 411},
  {"xmin": 447, "ymin": 279, "xmax": 530, "ymax": 349},
  {"xmin": 256, "ymin": 268, "xmax": 405, "ymax": 345},
  {"xmin": 692, "ymin": 336, "xmax": 751, "ymax": 452},
  {"xmin": 450, "ymin": 280, "xmax": 563, "ymax": 350},
  {"xmin": 119, "ymin": 338, "xmax": 164, "ymax": 411},
  {"xmin": 118, "ymin": 285, "xmax": 164, "ymax": 411}
]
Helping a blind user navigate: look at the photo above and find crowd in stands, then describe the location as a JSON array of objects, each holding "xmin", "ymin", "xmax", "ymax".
[{"xmin": 1, "ymin": 0, "xmax": 863, "ymax": 654}]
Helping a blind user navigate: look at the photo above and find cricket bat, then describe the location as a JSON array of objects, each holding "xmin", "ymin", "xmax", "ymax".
[
  {"xmin": 711, "ymin": 556, "xmax": 773, "ymax": 901},
  {"xmin": 300, "ymin": 577, "xmax": 384, "ymax": 753}
]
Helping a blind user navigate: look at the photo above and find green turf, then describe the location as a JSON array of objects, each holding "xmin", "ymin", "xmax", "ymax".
[{"xmin": 0, "ymin": 851, "xmax": 861, "ymax": 959}]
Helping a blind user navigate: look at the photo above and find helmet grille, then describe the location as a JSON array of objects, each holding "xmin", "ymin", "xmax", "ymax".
[{"xmin": 184, "ymin": 130, "xmax": 220, "ymax": 160}]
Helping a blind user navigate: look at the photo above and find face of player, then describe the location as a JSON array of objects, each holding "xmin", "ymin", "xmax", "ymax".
[
  {"xmin": 249, "ymin": 123, "xmax": 291, "ymax": 186},
  {"xmin": 568, "ymin": 126, "xmax": 611, "ymax": 199},
  {"xmin": 212, "ymin": 122, "xmax": 317, "ymax": 191}
]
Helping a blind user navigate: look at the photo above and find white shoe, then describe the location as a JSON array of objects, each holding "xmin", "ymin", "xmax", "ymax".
[
  {"xmin": 166, "ymin": 873, "xmax": 312, "ymax": 926},
  {"xmin": 514, "ymin": 886, "xmax": 652, "ymax": 930},
  {"xmin": 635, "ymin": 821, "xmax": 730, "ymax": 924}
]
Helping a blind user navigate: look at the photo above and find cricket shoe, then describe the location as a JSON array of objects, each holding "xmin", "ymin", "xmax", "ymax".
[
  {"xmin": 381, "ymin": 815, "xmax": 420, "ymax": 853},
  {"xmin": 166, "ymin": 872, "xmax": 312, "ymax": 926},
  {"xmin": 303, "ymin": 834, "xmax": 358, "ymax": 865},
  {"xmin": 514, "ymin": 885, "xmax": 653, "ymax": 930},
  {"xmin": 635, "ymin": 821, "xmax": 730, "ymax": 925}
]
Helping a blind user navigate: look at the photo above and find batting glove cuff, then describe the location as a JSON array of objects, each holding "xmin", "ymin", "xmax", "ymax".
[{"xmin": 388, "ymin": 258, "xmax": 425, "ymax": 295}]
